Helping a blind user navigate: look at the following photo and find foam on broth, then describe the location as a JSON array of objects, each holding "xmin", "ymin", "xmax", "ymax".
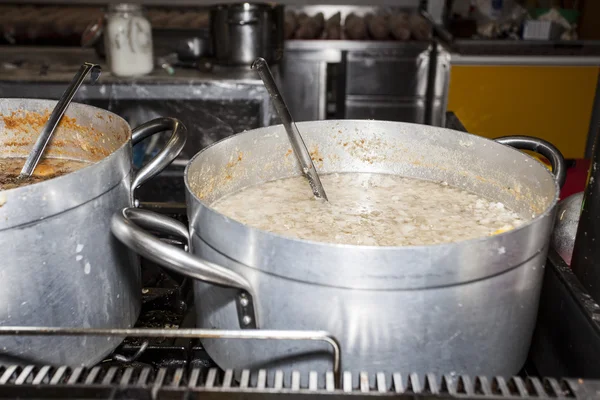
[{"xmin": 210, "ymin": 172, "xmax": 527, "ymax": 246}]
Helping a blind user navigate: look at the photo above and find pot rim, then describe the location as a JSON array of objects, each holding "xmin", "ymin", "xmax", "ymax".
[{"xmin": 183, "ymin": 119, "xmax": 560, "ymax": 252}]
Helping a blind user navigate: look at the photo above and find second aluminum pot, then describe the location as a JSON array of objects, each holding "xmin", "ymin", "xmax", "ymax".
[
  {"xmin": 112, "ymin": 120, "xmax": 564, "ymax": 377},
  {"xmin": 0, "ymin": 98, "xmax": 186, "ymax": 366},
  {"xmin": 211, "ymin": 3, "xmax": 284, "ymax": 65}
]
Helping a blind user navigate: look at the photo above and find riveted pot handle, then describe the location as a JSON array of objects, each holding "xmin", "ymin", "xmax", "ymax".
[
  {"xmin": 111, "ymin": 207, "xmax": 258, "ymax": 329},
  {"xmin": 130, "ymin": 118, "xmax": 187, "ymax": 201},
  {"xmin": 495, "ymin": 136, "xmax": 567, "ymax": 189}
]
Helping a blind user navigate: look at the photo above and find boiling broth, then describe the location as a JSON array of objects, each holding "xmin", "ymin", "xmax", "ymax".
[{"xmin": 210, "ymin": 172, "xmax": 527, "ymax": 246}]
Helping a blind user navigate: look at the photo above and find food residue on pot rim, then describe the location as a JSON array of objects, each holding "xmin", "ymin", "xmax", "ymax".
[
  {"xmin": 191, "ymin": 125, "xmax": 554, "ymax": 220},
  {"xmin": 1, "ymin": 109, "xmax": 127, "ymax": 161}
]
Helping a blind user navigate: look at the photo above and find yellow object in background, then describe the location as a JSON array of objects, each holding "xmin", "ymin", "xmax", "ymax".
[
  {"xmin": 523, "ymin": 150, "xmax": 553, "ymax": 172},
  {"xmin": 447, "ymin": 65, "xmax": 599, "ymax": 159}
]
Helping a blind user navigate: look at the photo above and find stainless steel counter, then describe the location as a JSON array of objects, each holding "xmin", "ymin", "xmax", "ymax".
[
  {"xmin": 451, "ymin": 54, "xmax": 600, "ymax": 66},
  {"xmin": 448, "ymin": 40, "xmax": 600, "ymax": 66},
  {"xmin": 451, "ymin": 40, "xmax": 600, "ymax": 56},
  {"xmin": 0, "ymin": 46, "xmax": 276, "ymax": 165},
  {"xmin": 0, "ymin": 47, "xmax": 269, "ymax": 104}
]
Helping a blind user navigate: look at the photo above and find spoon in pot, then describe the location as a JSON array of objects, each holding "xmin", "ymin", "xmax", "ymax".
[
  {"xmin": 19, "ymin": 62, "xmax": 102, "ymax": 178},
  {"xmin": 251, "ymin": 57, "xmax": 329, "ymax": 201}
]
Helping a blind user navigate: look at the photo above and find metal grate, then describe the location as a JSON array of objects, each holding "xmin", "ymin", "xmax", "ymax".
[{"xmin": 0, "ymin": 365, "xmax": 582, "ymax": 399}]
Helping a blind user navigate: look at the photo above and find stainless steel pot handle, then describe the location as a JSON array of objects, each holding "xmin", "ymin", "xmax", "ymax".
[
  {"xmin": 130, "ymin": 117, "xmax": 187, "ymax": 198},
  {"xmin": 111, "ymin": 207, "xmax": 259, "ymax": 329},
  {"xmin": 494, "ymin": 135, "xmax": 567, "ymax": 189}
]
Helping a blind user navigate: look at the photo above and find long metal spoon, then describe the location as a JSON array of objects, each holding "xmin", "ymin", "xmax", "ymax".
[
  {"xmin": 19, "ymin": 62, "xmax": 102, "ymax": 178},
  {"xmin": 251, "ymin": 57, "xmax": 328, "ymax": 201}
]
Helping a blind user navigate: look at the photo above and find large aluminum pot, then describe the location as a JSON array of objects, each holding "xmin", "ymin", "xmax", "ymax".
[
  {"xmin": 112, "ymin": 120, "xmax": 564, "ymax": 377},
  {"xmin": 0, "ymin": 98, "xmax": 186, "ymax": 366}
]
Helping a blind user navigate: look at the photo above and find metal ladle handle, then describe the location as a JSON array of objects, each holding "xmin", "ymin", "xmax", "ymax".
[
  {"xmin": 20, "ymin": 62, "xmax": 101, "ymax": 177},
  {"xmin": 251, "ymin": 57, "xmax": 328, "ymax": 201}
]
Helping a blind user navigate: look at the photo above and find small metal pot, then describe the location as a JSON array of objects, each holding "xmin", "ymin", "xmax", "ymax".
[
  {"xmin": 551, "ymin": 192, "xmax": 584, "ymax": 265},
  {"xmin": 210, "ymin": 3, "xmax": 283, "ymax": 66},
  {"xmin": 0, "ymin": 99, "xmax": 186, "ymax": 366},
  {"xmin": 112, "ymin": 120, "xmax": 564, "ymax": 377}
]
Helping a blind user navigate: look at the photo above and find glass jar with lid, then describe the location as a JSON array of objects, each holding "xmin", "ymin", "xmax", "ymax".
[{"xmin": 104, "ymin": 3, "xmax": 153, "ymax": 77}]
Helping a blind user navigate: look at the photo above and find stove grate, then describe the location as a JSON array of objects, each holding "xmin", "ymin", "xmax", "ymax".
[{"xmin": 0, "ymin": 364, "xmax": 587, "ymax": 399}]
